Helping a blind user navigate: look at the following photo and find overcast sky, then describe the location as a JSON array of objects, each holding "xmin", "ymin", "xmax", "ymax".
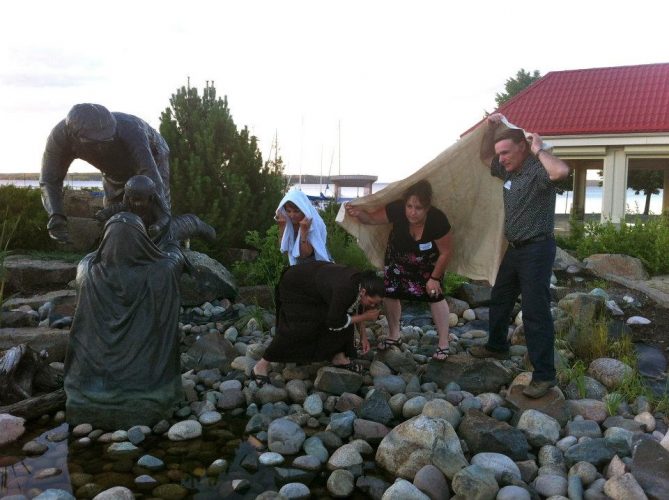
[{"xmin": 1, "ymin": 0, "xmax": 668, "ymax": 182}]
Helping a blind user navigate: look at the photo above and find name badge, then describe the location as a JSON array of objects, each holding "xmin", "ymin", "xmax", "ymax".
[
  {"xmin": 504, "ymin": 180, "xmax": 512, "ymax": 190},
  {"xmin": 419, "ymin": 242, "xmax": 433, "ymax": 251}
]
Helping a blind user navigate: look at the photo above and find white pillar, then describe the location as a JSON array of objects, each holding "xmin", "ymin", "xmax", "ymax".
[
  {"xmin": 601, "ymin": 148, "xmax": 628, "ymax": 223},
  {"xmin": 663, "ymin": 169, "xmax": 669, "ymax": 214}
]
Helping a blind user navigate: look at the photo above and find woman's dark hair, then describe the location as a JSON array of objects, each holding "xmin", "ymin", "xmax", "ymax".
[
  {"xmin": 402, "ymin": 180, "xmax": 432, "ymax": 207},
  {"xmin": 359, "ymin": 270, "xmax": 385, "ymax": 297}
]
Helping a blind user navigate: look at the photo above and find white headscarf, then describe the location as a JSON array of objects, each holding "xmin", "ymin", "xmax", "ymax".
[{"xmin": 276, "ymin": 189, "xmax": 331, "ymax": 265}]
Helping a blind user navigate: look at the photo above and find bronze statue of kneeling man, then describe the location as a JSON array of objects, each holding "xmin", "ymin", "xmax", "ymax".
[{"xmin": 64, "ymin": 212, "xmax": 185, "ymax": 429}]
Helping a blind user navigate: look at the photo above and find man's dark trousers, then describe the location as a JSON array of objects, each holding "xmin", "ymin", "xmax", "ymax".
[{"xmin": 486, "ymin": 238, "xmax": 556, "ymax": 382}]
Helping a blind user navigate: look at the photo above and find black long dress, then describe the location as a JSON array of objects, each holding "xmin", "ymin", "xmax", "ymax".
[
  {"xmin": 64, "ymin": 212, "xmax": 184, "ymax": 430},
  {"xmin": 264, "ymin": 261, "xmax": 362, "ymax": 363}
]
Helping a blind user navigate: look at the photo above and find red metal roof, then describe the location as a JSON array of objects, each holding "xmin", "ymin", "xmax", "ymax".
[{"xmin": 465, "ymin": 63, "xmax": 669, "ymax": 136}]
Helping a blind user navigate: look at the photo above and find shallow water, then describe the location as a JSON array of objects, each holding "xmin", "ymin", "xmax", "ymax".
[{"xmin": 0, "ymin": 415, "xmax": 380, "ymax": 499}]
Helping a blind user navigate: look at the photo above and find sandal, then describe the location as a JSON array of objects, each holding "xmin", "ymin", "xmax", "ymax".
[
  {"xmin": 377, "ymin": 337, "xmax": 403, "ymax": 351},
  {"xmin": 251, "ymin": 368, "xmax": 271, "ymax": 387},
  {"xmin": 332, "ymin": 361, "xmax": 364, "ymax": 374},
  {"xmin": 432, "ymin": 346, "xmax": 450, "ymax": 361}
]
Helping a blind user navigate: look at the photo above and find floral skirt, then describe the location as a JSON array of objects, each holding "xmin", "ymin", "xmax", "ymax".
[{"xmin": 384, "ymin": 240, "xmax": 443, "ymax": 303}]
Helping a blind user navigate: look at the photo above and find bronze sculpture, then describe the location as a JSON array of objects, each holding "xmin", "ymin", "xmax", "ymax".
[
  {"xmin": 40, "ymin": 103, "xmax": 170, "ymax": 242},
  {"xmin": 64, "ymin": 212, "xmax": 184, "ymax": 429}
]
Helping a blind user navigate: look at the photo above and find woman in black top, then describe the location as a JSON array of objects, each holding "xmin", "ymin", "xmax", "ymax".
[{"xmin": 345, "ymin": 180, "xmax": 453, "ymax": 360}]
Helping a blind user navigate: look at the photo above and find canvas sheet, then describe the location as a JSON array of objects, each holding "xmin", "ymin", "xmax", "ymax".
[{"xmin": 336, "ymin": 120, "xmax": 523, "ymax": 285}]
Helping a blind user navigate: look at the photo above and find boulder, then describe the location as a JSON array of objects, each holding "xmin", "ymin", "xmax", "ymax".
[
  {"xmin": 505, "ymin": 385, "xmax": 571, "ymax": 426},
  {"xmin": 182, "ymin": 331, "xmax": 237, "ymax": 372},
  {"xmin": 179, "ymin": 250, "xmax": 237, "ymax": 306},
  {"xmin": 630, "ymin": 439, "xmax": 669, "ymax": 500},
  {"xmin": 584, "ymin": 254, "xmax": 649, "ymax": 281},
  {"xmin": 0, "ymin": 327, "xmax": 70, "ymax": 362},
  {"xmin": 3, "ymin": 256, "xmax": 77, "ymax": 295},
  {"xmin": 558, "ymin": 292, "xmax": 606, "ymax": 327},
  {"xmin": 375, "ymin": 414, "xmax": 467, "ymax": 480},
  {"xmin": 455, "ymin": 282, "xmax": 492, "ymax": 308},
  {"xmin": 457, "ymin": 410, "xmax": 529, "ymax": 461},
  {"xmin": 554, "ymin": 247, "xmax": 583, "ymax": 271},
  {"xmin": 423, "ymin": 354, "xmax": 513, "ymax": 394}
]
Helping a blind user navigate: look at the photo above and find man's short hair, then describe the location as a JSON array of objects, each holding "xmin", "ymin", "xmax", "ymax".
[{"xmin": 494, "ymin": 128, "xmax": 528, "ymax": 146}]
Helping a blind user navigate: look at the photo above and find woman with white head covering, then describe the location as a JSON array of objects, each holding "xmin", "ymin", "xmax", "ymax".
[{"xmin": 276, "ymin": 189, "xmax": 331, "ymax": 265}]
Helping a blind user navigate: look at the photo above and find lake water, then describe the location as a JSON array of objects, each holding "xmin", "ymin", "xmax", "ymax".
[{"xmin": 1, "ymin": 179, "xmax": 664, "ymax": 215}]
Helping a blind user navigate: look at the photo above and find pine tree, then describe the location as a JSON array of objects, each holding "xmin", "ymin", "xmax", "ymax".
[
  {"xmin": 495, "ymin": 69, "xmax": 541, "ymax": 107},
  {"xmin": 160, "ymin": 81, "xmax": 286, "ymax": 256}
]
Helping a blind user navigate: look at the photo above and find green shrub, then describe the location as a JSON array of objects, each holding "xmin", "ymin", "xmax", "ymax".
[
  {"xmin": 442, "ymin": 272, "xmax": 468, "ymax": 296},
  {"xmin": 320, "ymin": 202, "xmax": 373, "ymax": 270},
  {"xmin": 0, "ymin": 214, "xmax": 19, "ymax": 307},
  {"xmin": 571, "ymin": 216, "xmax": 669, "ymax": 275},
  {"xmin": 232, "ymin": 225, "xmax": 287, "ymax": 289},
  {"xmin": 0, "ymin": 186, "xmax": 54, "ymax": 252}
]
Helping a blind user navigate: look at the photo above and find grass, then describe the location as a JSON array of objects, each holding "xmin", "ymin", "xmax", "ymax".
[
  {"xmin": 0, "ymin": 214, "xmax": 19, "ymax": 308},
  {"xmin": 558, "ymin": 360, "xmax": 588, "ymax": 398},
  {"xmin": 442, "ymin": 272, "xmax": 469, "ymax": 296},
  {"xmin": 604, "ymin": 392, "xmax": 625, "ymax": 416}
]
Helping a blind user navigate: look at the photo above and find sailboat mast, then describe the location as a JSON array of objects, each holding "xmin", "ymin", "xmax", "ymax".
[{"xmin": 338, "ymin": 120, "xmax": 341, "ymax": 176}]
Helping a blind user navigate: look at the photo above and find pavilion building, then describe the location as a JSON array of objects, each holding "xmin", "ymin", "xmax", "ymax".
[{"xmin": 470, "ymin": 63, "xmax": 669, "ymax": 222}]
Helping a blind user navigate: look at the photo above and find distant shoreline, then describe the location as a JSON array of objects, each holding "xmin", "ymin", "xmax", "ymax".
[
  {"xmin": 0, "ymin": 173, "xmax": 347, "ymax": 184},
  {"xmin": 0, "ymin": 172, "xmax": 605, "ymax": 187},
  {"xmin": 0, "ymin": 172, "xmax": 103, "ymax": 181}
]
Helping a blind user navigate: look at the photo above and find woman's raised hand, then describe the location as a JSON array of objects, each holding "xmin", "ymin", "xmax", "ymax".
[
  {"xmin": 345, "ymin": 203, "xmax": 361, "ymax": 218},
  {"xmin": 299, "ymin": 217, "xmax": 312, "ymax": 232}
]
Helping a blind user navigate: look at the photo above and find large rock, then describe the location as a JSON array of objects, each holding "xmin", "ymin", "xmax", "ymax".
[
  {"xmin": 268, "ymin": 418, "xmax": 306, "ymax": 455},
  {"xmin": 315, "ymin": 367, "xmax": 363, "ymax": 395},
  {"xmin": 604, "ymin": 472, "xmax": 648, "ymax": 500},
  {"xmin": 375, "ymin": 415, "xmax": 467, "ymax": 480},
  {"xmin": 4, "ymin": 256, "xmax": 77, "ymax": 295},
  {"xmin": 179, "ymin": 250, "xmax": 237, "ymax": 306},
  {"xmin": 584, "ymin": 254, "xmax": 649, "ymax": 281},
  {"xmin": 423, "ymin": 354, "xmax": 513, "ymax": 393},
  {"xmin": 558, "ymin": 292, "xmax": 606, "ymax": 327},
  {"xmin": 451, "ymin": 464, "xmax": 499, "ymax": 500},
  {"xmin": 554, "ymin": 247, "xmax": 582, "ymax": 271},
  {"xmin": 458, "ymin": 410, "xmax": 529, "ymax": 460},
  {"xmin": 630, "ymin": 439, "xmax": 669, "ymax": 500},
  {"xmin": 516, "ymin": 409, "xmax": 561, "ymax": 447},
  {"xmin": 236, "ymin": 285, "xmax": 274, "ymax": 311},
  {"xmin": 564, "ymin": 438, "xmax": 616, "ymax": 467},
  {"xmin": 588, "ymin": 358, "xmax": 633, "ymax": 389},
  {"xmin": 61, "ymin": 217, "xmax": 102, "ymax": 253},
  {"xmin": 566, "ymin": 399, "xmax": 608, "ymax": 423},
  {"xmin": 455, "ymin": 282, "xmax": 492, "ymax": 308},
  {"xmin": 0, "ymin": 327, "xmax": 70, "ymax": 362},
  {"xmin": 0, "ymin": 413, "xmax": 26, "ymax": 445},
  {"xmin": 381, "ymin": 478, "xmax": 431, "ymax": 500},
  {"xmin": 182, "ymin": 331, "xmax": 237, "ymax": 372},
  {"xmin": 2, "ymin": 289, "xmax": 77, "ymax": 311},
  {"xmin": 505, "ymin": 385, "xmax": 571, "ymax": 426}
]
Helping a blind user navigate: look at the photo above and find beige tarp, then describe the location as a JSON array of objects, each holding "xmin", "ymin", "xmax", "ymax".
[{"xmin": 336, "ymin": 122, "xmax": 512, "ymax": 285}]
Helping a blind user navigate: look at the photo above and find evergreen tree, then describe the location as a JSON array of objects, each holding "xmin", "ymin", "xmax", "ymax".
[
  {"xmin": 495, "ymin": 69, "xmax": 541, "ymax": 107},
  {"xmin": 160, "ymin": 81, "xmax": 286, "ymax": 256}
]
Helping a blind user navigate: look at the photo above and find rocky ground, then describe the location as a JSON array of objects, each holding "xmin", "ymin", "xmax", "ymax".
[{"xmin": 1, "ymin": 250, "xmax": 668, "ymax": 500}]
